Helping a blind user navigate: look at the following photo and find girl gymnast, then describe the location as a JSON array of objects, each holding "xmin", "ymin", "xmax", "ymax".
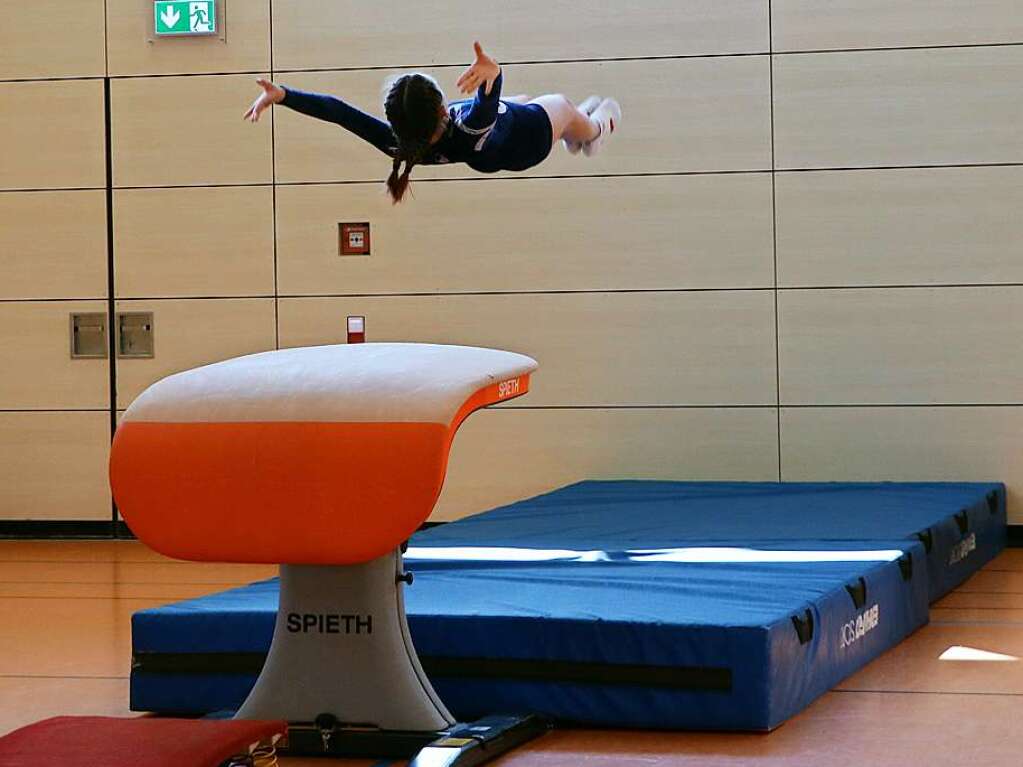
[{"xmin": 243, "ymin": 41, "xmax": 621, "ymax": 203}]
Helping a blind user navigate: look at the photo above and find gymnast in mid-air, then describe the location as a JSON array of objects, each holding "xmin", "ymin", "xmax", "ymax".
[{"xmin": 244, "ymin": 41, "xmax": 621, "ymax": 203}]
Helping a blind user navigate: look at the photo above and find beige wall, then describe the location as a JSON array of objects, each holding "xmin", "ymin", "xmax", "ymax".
[
  {"xmin": 2, "ymin": 2, "xmax": 1020, "ymax": 524},
  {"xmin": 0, "ymin": 8, "xmax": 110, "ymax": 521}
]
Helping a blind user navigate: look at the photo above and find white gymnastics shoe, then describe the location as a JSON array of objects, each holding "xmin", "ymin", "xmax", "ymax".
[
  {"xmin": 582, "ymin": 98, "xmax": 621, "ymax": 157},
  {"xmin": 563, "ymin": 96, "xmax": 602, "ymax": 155}
]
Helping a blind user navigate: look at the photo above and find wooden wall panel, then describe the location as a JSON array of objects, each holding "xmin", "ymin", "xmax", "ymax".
[
  {"xmin": 0, "ymin": 1, "xmax": 105, "ymax": 80},
  {"xmin": 111, "ymin": 74, "xmax": 273, "ymax": 187},
  {"xmin": 277, "ymin": 292, "xmax": 778, "ymax": 407},
  {"xmin": 0, "ymin": 80, "xmax": 106, "ymax": 190},
  {"xmin": 774, "ymin": 0, "xmax": 1023, "ymax": 52},
  {"xmin": 776, "ymin": 167, "xmax": 1023, "ymax": 288},
  {"xmin": 0, "ymin": 191, "xmax": 107, "ymax": 300},
  {"xmin": 0, "ymin": 302, "xmax": 109, "ymax": 410},
  {"xmin": 114, "ymin": 186, "xmax": 275, "ymax": 297},
  {"xmin": 774, "ymin": 47, "xmax": 1023, "ymax": 169},
  {"xmin": 272, "ymin": 0, "xmax": 768, "ymax": 70},
  {"xmin": 0, "ymin": 412, "xmax": 111, "ymax": 521},
  {"xmin": 275, "ymin": 174, "xmax": 775, "ymax": 295},
  {"xmin": 779, "ymin": 287, "xmax": 1023, "ymax": 405}
]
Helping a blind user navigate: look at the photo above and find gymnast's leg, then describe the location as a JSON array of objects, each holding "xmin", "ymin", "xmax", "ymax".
[{"xmin": 529, "ymin": 94, "xmax": 600, "ymax": 146}]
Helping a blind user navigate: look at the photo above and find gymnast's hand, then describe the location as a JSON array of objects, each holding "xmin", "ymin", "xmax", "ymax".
[
  {"xmin": 457, "ymin": 41, "xmax": 501, "ymax": 96},
  {"xmin": 243, "ymin": 78, "xmax": 285, "ymax": 123}
]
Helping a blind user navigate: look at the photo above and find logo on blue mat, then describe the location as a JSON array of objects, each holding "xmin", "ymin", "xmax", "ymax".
[
  {"xmin": 840, "ymin": 604, "xmax": 880, "ymax": 649},
  {"xmin": 948, "ymin": 533, "xmax": 977, "ymax": 566}
]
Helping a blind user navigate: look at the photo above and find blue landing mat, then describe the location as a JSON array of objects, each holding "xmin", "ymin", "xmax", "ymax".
[
  {"xmin": 415, "ymin": 481, "xmax": 1006, "ymax": 602},
  {"xmin": 130, "ymin": 481, "xmax": 1006, "ymax": 731}
]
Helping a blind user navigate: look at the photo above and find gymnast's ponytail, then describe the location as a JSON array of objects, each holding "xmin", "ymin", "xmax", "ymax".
[
  {"xmin": 386, "ymin": 155, "xmax": 417, "ymax": 204},
  {"xmin": 383, "ymin": 73, "xmax": 445, "ymax": 204}
]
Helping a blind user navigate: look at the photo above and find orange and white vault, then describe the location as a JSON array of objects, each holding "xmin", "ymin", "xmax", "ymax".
[{"xmin": 110, "ymin": 343, "xmax": 537, "ymax": 566}]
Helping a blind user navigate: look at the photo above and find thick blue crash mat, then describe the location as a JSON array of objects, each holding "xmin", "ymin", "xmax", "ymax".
[
  {"xmin": 416, "ymin": 481, "xmax": 1007, "ymax": 602},
  {"xmin": 131, "ymin": 481, "xmax": 1006, "ymax": 731}
]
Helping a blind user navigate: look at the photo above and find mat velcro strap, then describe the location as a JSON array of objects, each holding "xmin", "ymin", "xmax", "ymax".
[
  {"xmin": 915, "ymin": 528, "xmax": 934, "ymax": 553},
  {"xmin": 987, "ymin": 492, "xmax": 1000, "ymax": 515},
  {"xmin": 845, "ymin": 577, "xmax": 868, "ymax": 609},
  {"xmin": 954, "ymin": 510, "xmax": 970, "ymax": 535},
  {"xmin": 791, "ymin": 609, "xmax": 814, "ymax": 645},
  {"xmin": 897, "ymin": 553, "xmax": 914, "ymax": 581}
]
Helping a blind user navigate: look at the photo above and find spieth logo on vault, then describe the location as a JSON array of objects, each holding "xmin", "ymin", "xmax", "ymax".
[
  {"xmin": 840, "ymin": 605, "xmax": 880, "ymax": 649},
  {"xmin": 497, "ymin": 378, "xmax": 521, "ymax": 399},
  {"xmin": 286, "ymin": 612, "xmax": 372, "ymax": 635}
]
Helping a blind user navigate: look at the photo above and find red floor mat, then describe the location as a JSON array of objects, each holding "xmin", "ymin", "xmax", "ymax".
[{"xmin": 0, "ymin": 716, "xmax": 285, "ymax": 767}]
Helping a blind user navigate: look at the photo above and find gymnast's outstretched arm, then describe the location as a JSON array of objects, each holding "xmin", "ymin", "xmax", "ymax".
[
  {"xmin": 243, "ymin": 78, "xmax": 396, "ymax": 157},
  {"xmin": 454, "ymin": 42, "xmax": 503, "ymax": 133}
]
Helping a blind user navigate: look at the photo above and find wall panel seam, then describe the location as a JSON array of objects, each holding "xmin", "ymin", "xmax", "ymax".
[
  {"xmin": 775, "ymin": 41, "xmax": 1023, "ymax": 58},
  {"xmin": 276, "ymin": 288, "xmax": 778, "ymax": 299},
  {"xmin": 0, "ymin": 188, "xmax": 106, "ymax": 194},
  {"xmin": 103, "ymin": 295, "xmax": 277, "ymax": 301},
  {"xmin": 269, "ymin": 41, "xmax": 1023, "ymax": 76},
  {"xmin": 271, "ymin": 283, "xmax": 1023, "ymax": 298},
  {"xmin": 103, "ymin": 74, "xmax": 117, "ymax": 530},
  {"xmin": 0, "ymin": 76, "xmax": 106, "ymax": 84},
  {"xmin": 103, "ymin": 0, "xmax": 109, "ymax": 77},
  {"xmin": 776, "ymin": 162, "xmax": 1023, "ymax": 174},
  {"xmin": 0, "ymin": 409, "xmax": 111, "ymax": 414},
  {"xmin": 271, "ymin": 0, "xmax": 280, "ymax": 350},
  {"xmin": 769, "ymin": 0, "xmax": 782, "ymax": 481},
  {"xmin": 275, "ymin": 161, "xmax": 1023, "ymax": 187},
  {"xmin": 494, "ymin": 405, "xmax": 790, "ymax": 411},
  {"xmin": 56, "ymin": 39, "xmax": 1023, "ymax": 85},
  {"xmin": 276, "ymin": 172, "xmax": 774, "ymax": 186},
  {"xmin": 6, "ymin": 160, "xmax": 1014, "ymax": 193},
  {"xmin": 779, "ymin": 404, "xmax": 1023, "ymax": 409},
  {"xmin": 0, "ymin": 272, "xmax": 1009, "ymax": 305},
  {"xmin": 113, "ymin": 53, "xmax": 771, "ymax": 81},
  {"xmin": 777, "ymin": 283, "xmax": 1023, "ymax": 291},
  {"xmin": 66, "ymin": 161, "xmax": 1023, "ymax": 196},
  {"xmin": 0, "ymin": 298, "xmax": 109, "ymax": 304},
  {"xmin": 110, "ymin": 183, "xmax": 275, "ymax": 191},
  {"xmin": 451, "ymin": 404, "xmax": 1023, "ymax": 410}
]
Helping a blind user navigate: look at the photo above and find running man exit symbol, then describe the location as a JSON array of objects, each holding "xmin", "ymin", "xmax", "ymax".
[{"xmin": 154, "ymin": 1, "xmax": 217, "ymax": 36}]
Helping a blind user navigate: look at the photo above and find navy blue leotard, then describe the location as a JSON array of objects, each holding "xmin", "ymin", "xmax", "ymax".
[{"xmin": 280, "ymin": 70, "xmax": 554, "ymax": 174}]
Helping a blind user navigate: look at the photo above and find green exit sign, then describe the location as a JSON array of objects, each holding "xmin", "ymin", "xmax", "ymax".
[{"xmin": 154, "ymin": 1, "xmax": 216, "ymax": 36}]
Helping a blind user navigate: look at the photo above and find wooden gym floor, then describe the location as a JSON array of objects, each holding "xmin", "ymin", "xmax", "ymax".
[{"xmin": 1, "ymin": 541, "xmax": 1021, "ymax": 766}]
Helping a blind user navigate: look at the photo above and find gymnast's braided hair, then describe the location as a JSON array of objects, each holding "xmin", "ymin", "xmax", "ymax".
[{"xmin": 384, "ymin": 73, "xmax": 445, "ymax": 204}]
